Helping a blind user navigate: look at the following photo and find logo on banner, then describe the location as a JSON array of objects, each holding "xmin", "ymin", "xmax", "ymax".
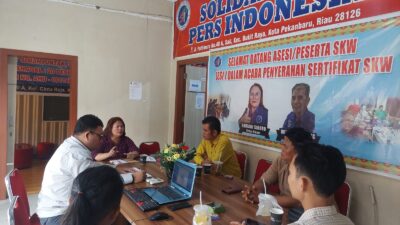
[
  {"xmin": 176, "ymin": 0, "xmax": 190, "ymax": 31},
  {"xmin": 214, "ymin": 56, "xmax": 222, "ymax": 67},
  {"xmin": 256, "ymin": 115, "xmax": 263, "ymax": 124}
]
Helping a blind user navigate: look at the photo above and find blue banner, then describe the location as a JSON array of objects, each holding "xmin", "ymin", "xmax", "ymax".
[{"xmin": 208, "ymin": 17, "xmax": 400, "ymax": 173}]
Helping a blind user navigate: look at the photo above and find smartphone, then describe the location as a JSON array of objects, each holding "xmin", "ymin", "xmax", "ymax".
[{"xmin": 244, "ymin": 218, "xmax": 266, "ymax": 225}]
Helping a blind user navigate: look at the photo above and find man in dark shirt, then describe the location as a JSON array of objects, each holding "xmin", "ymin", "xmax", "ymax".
[{"xmin": 283, "ymin": 83, "xmax": 315, "ymax": 132}]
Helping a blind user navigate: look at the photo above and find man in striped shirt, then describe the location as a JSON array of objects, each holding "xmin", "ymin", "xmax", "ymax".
[{"xmin": 287, "ymin": 143, "xmax": 354, "ymax": 225}]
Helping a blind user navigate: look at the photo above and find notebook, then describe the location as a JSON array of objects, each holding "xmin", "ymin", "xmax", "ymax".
[{"xmin": 142, "ymin": 159, "xmax": 197, "ymax": 205}]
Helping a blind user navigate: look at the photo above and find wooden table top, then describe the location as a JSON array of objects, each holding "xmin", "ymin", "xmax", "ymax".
[{"xmin": 119, "ymin": 162, "xmax": 273, "ymax": 225}]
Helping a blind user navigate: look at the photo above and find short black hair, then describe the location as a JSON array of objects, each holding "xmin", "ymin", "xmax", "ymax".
[
  {"xmin": 292, "ymin": 83, "xmax": 310, "ymax": 97},
  {"xmin": 294, "ymin": 143, "xmax": 346, "ymax": 197},
  {"xmin": 284, "ymin": 127, "xmax": 313, "ymax": 149},
  {"xmin": 202, "ymin": 116, "xmax": 221, "ymax": 133},
  {"xmin": 73, "ymin": 114, "xmax": 103, "ymax": 135}
]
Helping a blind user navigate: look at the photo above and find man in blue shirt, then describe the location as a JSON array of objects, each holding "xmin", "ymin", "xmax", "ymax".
[{"xmin": 283, "ymin": 83, "xmax": 315, "ymax": 132}]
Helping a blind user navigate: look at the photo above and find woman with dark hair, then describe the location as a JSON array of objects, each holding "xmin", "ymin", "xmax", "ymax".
[
  {"xmin": 241, "ymin": 127, "xmax": 313, "ymax": 222},
  {"xmin": 238, "ymin": 83, "xmax": 268, "ymax": 126},
  {"xmin": 61, "ymin": 166, "xmax": 123, "ymax": 225},
  {"xmin": 92, "ymin": 117, "xmax": 139, "ymax": 161}
]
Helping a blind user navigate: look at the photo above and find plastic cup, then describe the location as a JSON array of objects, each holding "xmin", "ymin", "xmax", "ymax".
[
  {"xmin": 203, "ymin": 163, "xmax": 212, "ymax": 174},
  {"xmin": 213, "ymin": 161, "xmax": 223, "ymax": 175},
  {"xmin": 256, "ymin": 193, "xmax": 273, "ymax": 216},
  {"xmin": 193, "ymin": 204, "xmax": 212, "ymax": 225},
  {"xmin": 270, "ymin": 208, "xmax": 284, "ymax": 225},
  {"xmin": 196, "ymin": 165, "xmax": 203, "ymax": 177}
]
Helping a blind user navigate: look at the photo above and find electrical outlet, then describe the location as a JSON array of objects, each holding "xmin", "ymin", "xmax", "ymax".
[{"xmin": 369, "ymin": 185, "xmax": 376, "ymax": 205}]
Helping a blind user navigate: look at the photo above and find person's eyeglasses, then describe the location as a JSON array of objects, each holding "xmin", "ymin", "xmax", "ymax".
[{"xmin": 90, "ymin": 131, "xmax": 104, "ymax": 138}]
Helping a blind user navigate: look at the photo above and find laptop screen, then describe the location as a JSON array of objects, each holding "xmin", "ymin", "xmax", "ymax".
[{"xmin": 171, "ymin": 160, "xmax": 195, "ymax": 194}]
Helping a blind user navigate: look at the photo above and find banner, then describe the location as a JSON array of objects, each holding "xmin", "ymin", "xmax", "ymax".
[
  {"xmin": 207, "ymin": 17, "xmax": 400, "ymax": 176},
  {"xmin": 174, "ymin": 0, "xmax": 400, "ymax": 58},
  {"xmin": 17, "ymin": 57, "xmax": 70, "ymax": 94}
]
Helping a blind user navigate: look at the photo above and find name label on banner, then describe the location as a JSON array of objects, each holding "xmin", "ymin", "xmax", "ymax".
[{"xmin": 239, "ymin": 123, "xmax": 270, "ymax": 138}]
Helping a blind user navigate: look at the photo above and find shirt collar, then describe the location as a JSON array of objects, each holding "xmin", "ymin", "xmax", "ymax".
[
  {"xmin": 211, "ymin": 133, "xmax": 222, "ymax": 145},
  {"xmin": 70, "ymin": 136, "xmax": 91, "ymax": 152},
  {"xmin": 298, "ymin": 205, "xmax": 338, "ymax": 221}
]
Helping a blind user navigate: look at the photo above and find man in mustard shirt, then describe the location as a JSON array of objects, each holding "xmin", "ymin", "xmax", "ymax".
[{"xmin": 194, "ymin": 116, "xmax": 242, "ymax": 178}]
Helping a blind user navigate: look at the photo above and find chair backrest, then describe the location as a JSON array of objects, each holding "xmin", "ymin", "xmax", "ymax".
[
  {"xmin": 5, "ymin": 169, "xmax": 30, "ymax": 216},
  {"xmin": 139, "ymin": 141, "xmax": 160, "ymax": 155},
  {"xmin": 234, "ymin": 150, "xmax": 247, "ymax": 179},
  {"xmin": 334, "ymin": 182, "xmax": 352, "ymax": 216},
  {"xmin": 253, "ymin": 159, "xmax": 272, "ymax": 183},
  {"xmin": 253, "ymin": 159, "xmax": 280, "ymax": 195},
  {"xmin": 8, "ymin": 196, "xmax": 17, "ymax": 225},
  {"xmin": 8, "ymin": 196, "xmax": 30, "ymax": 225}
]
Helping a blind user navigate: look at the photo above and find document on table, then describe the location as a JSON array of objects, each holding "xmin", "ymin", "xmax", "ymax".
[{"xmin": 110, "ymin": 159, "xmax": 128, "ymax": 165}]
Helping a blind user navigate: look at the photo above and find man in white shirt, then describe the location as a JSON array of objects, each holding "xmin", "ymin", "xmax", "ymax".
[
  {"xmin": 37, "ymin": 114, "xmax": 143, "ymax": 225},
  {"xmin": 287, "ymin": 143, "xmax": 354, "ymax": 225}
]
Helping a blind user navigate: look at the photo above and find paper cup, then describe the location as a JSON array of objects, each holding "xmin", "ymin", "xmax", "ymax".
[
  {"xmin": 196, "ymin": 165, "xmax": 203, "ymax": 177},
  {"xmin": 203, "ymin": 163, "xmax": 212, "ymax": 174},
  {"xmin": 270, "ymin": 208, "xmax": 284, "ymax": 225}
]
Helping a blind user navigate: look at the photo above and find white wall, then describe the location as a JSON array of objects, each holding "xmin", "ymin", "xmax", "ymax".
[{"xmin": 0, "ymin": 0, "xmax": 173, "ymax": 145}]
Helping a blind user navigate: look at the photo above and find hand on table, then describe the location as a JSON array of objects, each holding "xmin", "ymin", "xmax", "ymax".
[
  {"xmin": 126, "ymin": 151, "xmax": 139, "ymax": 160},
  {"xmin": 117, "ymin": 167, "xmax": 146, "ymax": 183},
  {"xmin": 132, "ymin": 169, "xmax": 146, "ymax": 183},
  {"xmin": 115, "ymin": 163, "xmax": 132, "ymax": 174},
  {"xmin": 241, "ymin": 185, "xmax": 260, "ymax": 204},
  {"xmin": 202, "ymin": 159, "xmax": 212, "ymax": 165}
]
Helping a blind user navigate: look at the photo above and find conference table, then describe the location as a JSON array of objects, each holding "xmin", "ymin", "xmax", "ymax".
[{"xmin": 118, "ymin": 161, "xmax": 281, "ymax": 225}]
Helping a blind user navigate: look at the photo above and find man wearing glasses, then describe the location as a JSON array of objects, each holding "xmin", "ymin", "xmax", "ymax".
[{"xmin": 37, "ymin": 114, "xmax": 143, "ymax": 225}]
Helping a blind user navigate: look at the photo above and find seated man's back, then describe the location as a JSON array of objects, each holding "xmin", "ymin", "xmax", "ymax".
[
  {"xmin": 287, "ymin": 143, "xmax": 354, "ymax": 225},
  {"xmin": 37, "ymin": 136, "xmax": 99, "ymax": 218},
  {"xmin": 290, "ymin": 205, "xmax": 354, "ymax": 225},
  {"xmin": 37, "ymin": 114, "xmax": 104, "ymax": 225}
]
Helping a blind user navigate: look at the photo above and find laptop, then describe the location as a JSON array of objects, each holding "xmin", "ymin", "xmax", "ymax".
[{"xmin": 142, "ymin": 159, "xmax": 197, "ymax": 205}]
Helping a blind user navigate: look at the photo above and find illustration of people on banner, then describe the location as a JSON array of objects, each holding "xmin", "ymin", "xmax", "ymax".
[{"xmin": 341, "ymin": 98, "xmax": 400, "ymax": 144}]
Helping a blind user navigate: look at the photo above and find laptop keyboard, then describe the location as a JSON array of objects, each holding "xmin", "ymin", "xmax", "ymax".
[
  {"xmin": 124, "ymin": 189, "xmax": 159, "ymax": 211},
  {"xmin": 157, "ymin": 186, "xmax": 182, "ymax": 200}
]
